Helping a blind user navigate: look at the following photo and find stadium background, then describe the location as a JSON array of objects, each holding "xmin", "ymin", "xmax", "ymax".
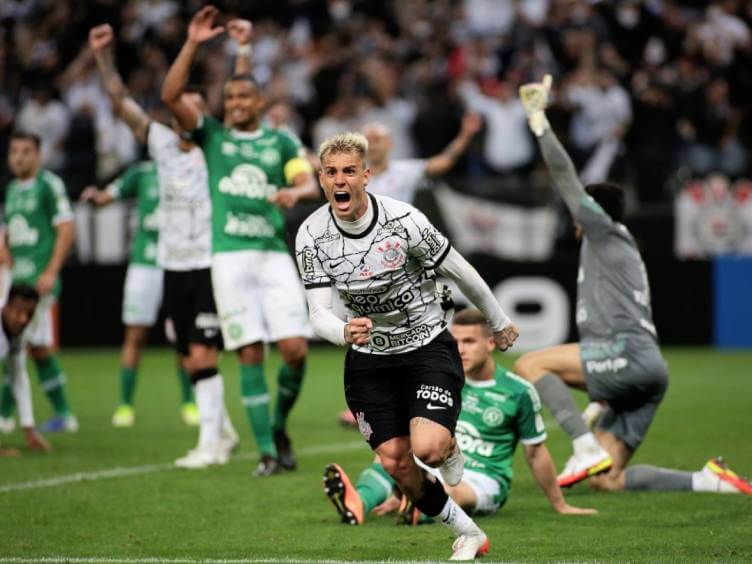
[{"xmin": 0, "ymin": 1, "xmax": 751, "ymax": 561}]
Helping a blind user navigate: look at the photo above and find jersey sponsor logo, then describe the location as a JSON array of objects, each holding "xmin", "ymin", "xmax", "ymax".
[
  {"xmin": 7, "ymin": 216, "xmax": 39, "ymax": 246},
  {"xmin": 484, "ymin": 391, "xmax": 507, "ymax": 403},
  {"xmin": 221, "ymin": 142, "xmax": 239, "ymax": 156},
  {"xmin": 376, "ymin": 220, "xmax": 406, "ymax": 237},
  {"xmin": 358, "ymin": 264, "xmax": 373, "ymax": 278},
  {"xmin": 376, "ymin": 239, "xmax": 405, "ymax": 269},
  {"xmin": 416, "ymin": 384, "xmax": 454, "ymax": 407},
  {"xmin": 482, "ymin": 406, "xmax": 504, "ymax": 427},
  {"xmin": 345, "ymin": 289, "xmax": 414, "ymax": 316},
  {"xmin": 343, "ymin": 285, "xmax": 388, "ymax": 296},
  {"xmin": 421, "ymin": 227, "xmax": 443, "ymax": 256},
  {"xmin": 585, "ymin": 357, "xmax": 628, "ymax": 374},
  {"xmin": 355, "ymin": 411, "xmax": 373, "ymax": 441},
  {"xmin": 11, "ymin": 258, "xmax": 36, "ymax": 279},
  {"xmin": 255, "ymin": 137, "xmax": 278, "ymax": 147},
  {"xmin": 455, "ymin": 421, "xmax": 493, "ymax": 457},
  {"xmin": 426, "ymin": 403, "xmax": 446, "ymax": 410},
  {"xmin": 301, "ymin": 247, "xmax": 315, "ymax": 274},
  {"xmin": 225, "ymin": 212, "xmax": 276, "ymax": 238},
  {"xmin": 369, "ymin": 324, "xmax": 431, "ymax": 351},
  {"xmin": 314, "ymin": 230, "xmax": 341, "ymax": 244},
  {"xmin": 218, "ymin": 164, "xmax": 277, "ymax": 200}
]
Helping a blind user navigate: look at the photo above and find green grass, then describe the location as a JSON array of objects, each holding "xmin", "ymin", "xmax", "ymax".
[{"xmin": 0, "ymin": 347, "xmax": 750, "ymax": 562}]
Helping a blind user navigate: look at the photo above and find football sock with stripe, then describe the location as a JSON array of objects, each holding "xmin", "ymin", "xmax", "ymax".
[
  {"xmin": 240, "ymin": 363, "xmax": 277, "ymax": 457},
  {"xmin": 535, "ymin": 373, "xmax": 589, "ymax": 439},
  {"xmin": 272, "ymin": 361, "xmax": 305, "ymax": 433},
  {"xmin": 356, "ymin": 462, "xmax": 395, "ymax": 513},
  {"xmin": 624, "ymin": 465, "xmax": 692, "ymax": 491},
  {"xmin": 177, "ymin": 365, "xmax": 194, "ymax": 404},
  {"xmin": 119, "ymin": 367, "xmax": 138, "ymax": 406},
  {"xmin": 34, "ymin": 355, "xmax": 71, "ymax": 417}
]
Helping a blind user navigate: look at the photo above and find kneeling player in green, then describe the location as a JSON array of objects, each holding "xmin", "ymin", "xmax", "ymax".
[{"xmin": 323, "ymin": 308, "xmax": 597, "ymax": 524}]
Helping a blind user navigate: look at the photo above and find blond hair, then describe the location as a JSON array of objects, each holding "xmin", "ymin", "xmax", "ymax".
[{"xmin": 318, "ymin": 131, "xmax": 368, "ymax": 164}]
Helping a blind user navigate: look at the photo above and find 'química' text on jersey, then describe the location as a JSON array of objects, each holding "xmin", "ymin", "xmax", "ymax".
[
  {"xmin": 4, "ymin": 170, "xmax": 73, "ymax": 296},
  {"xmin": 296, "ymin": 194, "xmax": 452, "ymax": 354},
  {"xmin": 193, "ymin": 116, "xmax": 311, "ymax": 254},
  {"xmin": 109, "ymin": 161, "xmax": 159, "ymax": 267},
  {"xmin": 459, "ymin": 366, "xmax": 546, "ymax": 488}
]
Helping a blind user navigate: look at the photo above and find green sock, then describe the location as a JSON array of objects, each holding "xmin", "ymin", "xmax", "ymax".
[
  {"xmin": 34, "ymin": 355, "xmax": 71, "ymax": 417},
  {"xmin": 272, "ymin": 361, "xmax": 305, "ymax": 433},
  {"xmin": 119, "ymin": 367, "xmax": 138, "ymax": 406},
  {"xmin": 240, "ymin": 363, "xmax": 276, "ymax": 457},
  {"xmin": 356, "ymin": 462, "xmax": 396, "ymax": 514},
  {"xmin": 177, "ymin": 366, "xmax": 193, "ymax": 404},
  {"xmin": 0, "ymin": 371, "xmax": 15, "ymax": 417}
]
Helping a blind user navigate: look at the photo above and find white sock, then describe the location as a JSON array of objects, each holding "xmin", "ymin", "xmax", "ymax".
[
  {"xmin": 438, "ymin": 496, "xmax": 482, "ymax": 537},
  {"xmin": 195, "ymin": 375, "xmax": 222, "ymax": 449},
  {"xmin": 573, "ymin": 432, "xmax": 602, "ymax": 457},
  {"xmin": 11, "ymin": 353, "xmax": 34, "ymax": 428},
  {"xmin": 217, "ymin": 376, "xmax": 237, "ymax": 437}
]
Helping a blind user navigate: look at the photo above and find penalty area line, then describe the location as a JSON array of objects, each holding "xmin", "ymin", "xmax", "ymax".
[{"xmin": 0, "ymin": 440, "xmax": 365, "ymax": 494}]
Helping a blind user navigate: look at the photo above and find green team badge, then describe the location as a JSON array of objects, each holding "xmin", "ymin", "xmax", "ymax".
[
  {"xmin": 228, "ymin": 322, "xmax": 244, "ymax": 341},
  {"xmin": 482, "ymin": 406, "xmax": 504, "ymax": 427}
]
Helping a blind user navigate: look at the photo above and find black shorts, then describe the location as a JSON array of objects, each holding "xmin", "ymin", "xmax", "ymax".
[
  {"xmin": 163, "ymin": 269, "xmax": 223, "ymax": 356},
  {"xmin": 344, "ymin": 330, "xmax": 464, "ymax": 450}
]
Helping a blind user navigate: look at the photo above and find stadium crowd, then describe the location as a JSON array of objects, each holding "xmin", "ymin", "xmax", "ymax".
[{"xmin": 1, "ymin": 0, "xmax": 751, "ymax": 204}]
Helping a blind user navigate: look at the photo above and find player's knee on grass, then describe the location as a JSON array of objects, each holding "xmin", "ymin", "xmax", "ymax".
[{"xmin": 278, "ymin": 337, "xmax": 307, "ymax": 369}]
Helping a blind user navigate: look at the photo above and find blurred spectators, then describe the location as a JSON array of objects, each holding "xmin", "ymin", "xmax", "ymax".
[{"xmin": 0, "ymin": 0, "xmax": 751, "ymax": 206}]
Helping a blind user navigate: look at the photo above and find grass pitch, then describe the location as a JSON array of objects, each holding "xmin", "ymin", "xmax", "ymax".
[{"xmin": 0, "ymin": 346, "xmax": 750, "ymax": 562}]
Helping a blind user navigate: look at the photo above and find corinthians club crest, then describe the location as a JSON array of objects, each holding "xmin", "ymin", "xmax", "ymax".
[{"xmin": 376, "ymin": 239, "xmax": 405, "ymax": 268}]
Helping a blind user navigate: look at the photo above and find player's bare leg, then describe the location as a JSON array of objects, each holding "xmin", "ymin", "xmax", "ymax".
[
  {"xmin": 515, "ymin": 344, "xmax": 611, "ymax": 487},
  {"xmin": 273, "ymin": 336, "xmax": 307, "ymax": 470}
]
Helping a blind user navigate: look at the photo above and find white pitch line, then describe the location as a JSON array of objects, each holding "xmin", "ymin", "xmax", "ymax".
[
  {"xmin": 0, "ymin": 559, "xmax": 427, "ymax": 564},
  {"xmin": 0, "ymin": 440, "xmax": 365, "ymax": 494}
]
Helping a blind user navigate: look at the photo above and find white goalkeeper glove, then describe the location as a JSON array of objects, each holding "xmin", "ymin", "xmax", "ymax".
[{"xmin": 519, "ymin": 74, "xmax": 552, "ymax": 137}]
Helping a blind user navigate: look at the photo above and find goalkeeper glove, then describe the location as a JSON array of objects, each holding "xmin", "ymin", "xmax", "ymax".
[{"xmin": 519, "ymin": 74, "xmax": 552, "ymax": 137}]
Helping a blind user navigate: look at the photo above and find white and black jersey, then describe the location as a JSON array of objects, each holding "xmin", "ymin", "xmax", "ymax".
[
  {"xmin": 147, "ymin": 122, "xmax": 212, "ymax": 271},
  {"xmin": 296, "ymin": 194, "xmax": 453, "ymax": 355}
]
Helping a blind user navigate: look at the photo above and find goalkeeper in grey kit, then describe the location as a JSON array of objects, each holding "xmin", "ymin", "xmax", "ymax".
[
  {"xmin": 295, "ymin": 131, "xmax": 518, "ymax": 560},
  {"xmin": 514, "ymin": 76, "xmax": 751, "ymax": 497}
]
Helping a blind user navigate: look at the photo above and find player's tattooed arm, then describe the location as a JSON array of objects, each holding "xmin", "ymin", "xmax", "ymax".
[
  {"xmin": 89, "ymin": 24, "xmax": 150, "ymax": 144},
  {"xmin": 523, "ymin": 442, "xmax": 598, "ymax": 515}
]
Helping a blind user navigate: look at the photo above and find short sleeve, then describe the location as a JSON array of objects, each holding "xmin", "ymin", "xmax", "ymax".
[
  {"xmin": 516, "ymin": 384, "xmax": 547, "ymax": 445},
  {"xmin": 146, "ymin": 121, "xmax": 178, "ymax": 162},
  {"xmin": 295, "ymin": 221, "xmax": 332, "ymax": 289},
  {"xmin": 109, "ymin": 165, "xmax": 142, "ymax": 200},
  {"xmin": 405, "ymin": 208, "xmax": 451, "ymax": 269},
  {"xmin": 43, "ymin": 173, "xmax": 73, "ymax": 225}
]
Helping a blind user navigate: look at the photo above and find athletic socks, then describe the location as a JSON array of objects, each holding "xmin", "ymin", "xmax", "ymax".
[
  {"xmin": 240, "ymin": 363, "xmax": 277, "ymax": 457},
  {"xmin": 535, "ymin": 373, "xmax": 589, "ymax": 439},
  {"xmin": 356, "ymin": 462, "xmax": 395, "ymax": 514},
  {"xmin": 119, "ymin": 367, "xmax": 138, "ymax": 406},
  {"xmin": 177, "ymin": 366, "xmax": 194, "ymax": 405},
  {"xmin": 0, "ymin": 376, "xmax": 14, "ymax": 417},
  {"xmin": 194, "ymin": 373, "xmax": 223, "ymax": 449},
  {"xmin": 625, "ymin": 465, "xmax": 692, "ymax": 491},
  {"xmin": 414, "ymin": 476, "xmax": 481, "ymax": 537},
  {"xmin": 34, "ymin": 355, "xmax": 71, "ymax": 417},
  {"xmin": 272, "ymin": 362, "xmax": 304, "ymax": 433}
]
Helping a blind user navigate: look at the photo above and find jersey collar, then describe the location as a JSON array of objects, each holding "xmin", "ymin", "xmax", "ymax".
[
  {"xmin": 229, "ymin": 127, "xmax": 264, "ymax": 140},
  {"xmin": 330, "ymin": 192, "xmax": 379, "ymax": 239}
]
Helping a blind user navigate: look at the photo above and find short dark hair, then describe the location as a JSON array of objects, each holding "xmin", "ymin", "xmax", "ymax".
[
  {"xmin": 585, "ymin": 182, "xmax": 625, "ymax": 223},
  {"xmin": 225, "ymin": 73, "xmax": 260, "ymax": 91},
  {"xmin": 7, "ymin": 283, "xmax": 39, "ymax": 304},
  {"xmin": 452, "ymin": 308, "xmax": 492, "ymax": 335},
  {"xmin": 10, "ymin": 130, "xmax": 41, "ymax": 149}
]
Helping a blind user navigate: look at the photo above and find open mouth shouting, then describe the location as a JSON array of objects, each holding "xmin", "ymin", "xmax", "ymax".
[{"xmin": 333, "ymin": 190, "xmax": 351, "ymax": 212}]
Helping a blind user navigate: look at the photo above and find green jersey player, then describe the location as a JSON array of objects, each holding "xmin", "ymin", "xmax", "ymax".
[
  {"xmin": 80, "ymin": 161, "xmax": 197, "ymax": 428},
  {"xmin": 513, "ymin": 75, "xmax": 751, "ymax": 496},
  {"xmin": 0, "ymin": 131, "xmax": 77, "ymax": 434},
  {"xmin": 323, "ymin": 308, "xmax": 596, "ymax": 527},
  {"xmin": 162, "ymin": 5, "xmax": 319, "ymax": 476}
]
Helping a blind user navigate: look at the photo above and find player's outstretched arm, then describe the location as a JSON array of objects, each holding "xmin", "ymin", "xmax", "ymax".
[
  {"xmin": 424, "ymin": 112, "xmax": 482, "ymax": 178},
  {"xmin": 227, "ymin": 18, "xmax": 253, "ymax": 75},
  {"xmin": 519, "ymin": 75, "xmax": 586, "ymax": 214},
  {"xmin": 80, "ymin": 185, "xmax": 115, "ymax": 207},
  {"xmin": 89, "ymin": 25, "xmax": 150, "ymax": 144},
  {"xmin": 435, "ymin": 248, "xmax": 518, "ymax": 351},
  {"xmin": 162, "ymin": 5, "xmax": 225, "ymax": 131},
  {"xmin": 523, "ymin": 442, "xmax": 598, "ymax": 515}
]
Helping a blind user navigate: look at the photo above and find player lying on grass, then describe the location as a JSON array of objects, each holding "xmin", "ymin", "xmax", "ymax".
[
  {"xmin": 513, "ymin": 75, "xmax": 751, "ymax": 496},
  {"xmin": 0, "ymin": 282, "xmax": 51, "ymax": 455},
  {"xmin": 324, "ymin": 308, "xmax": 597, "ymax": 525}
]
